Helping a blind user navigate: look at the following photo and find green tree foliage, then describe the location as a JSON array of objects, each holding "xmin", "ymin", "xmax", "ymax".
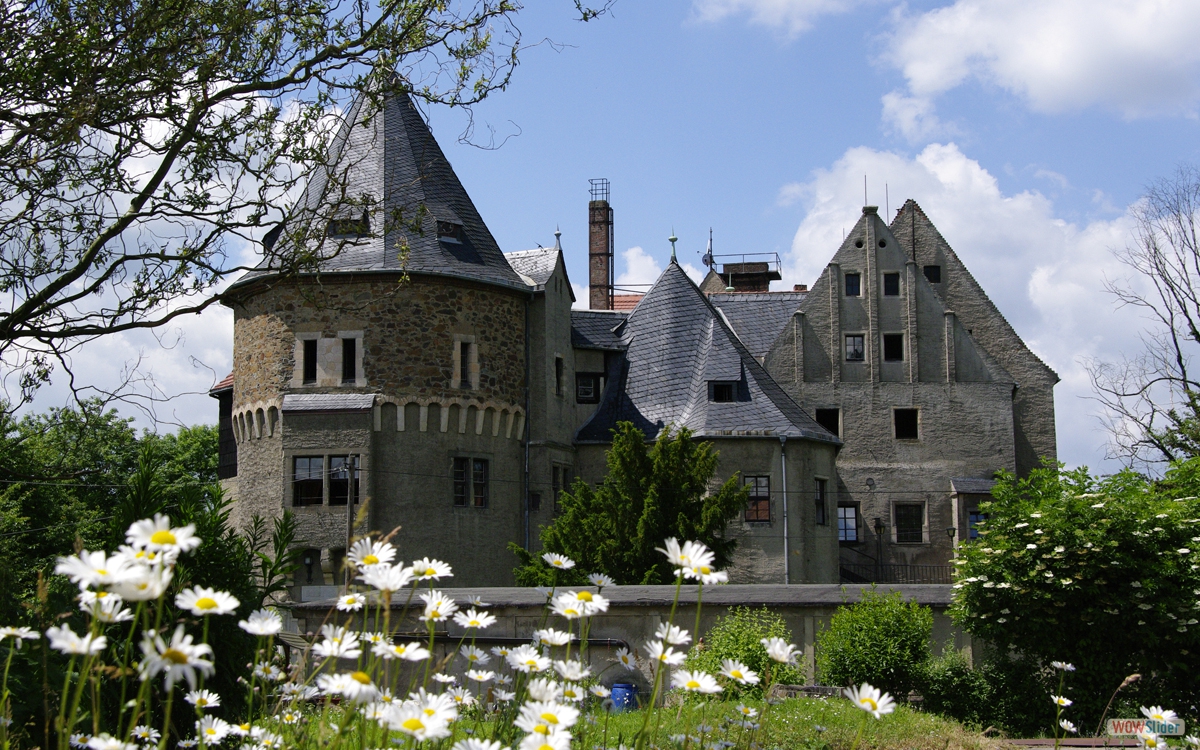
[
  {"xmin": 511, "ymin": 422, "xmax": 749, "ymax": 585},
  {"xmin": 684, "ymin": 606, "xmax": 804, "ymax": 699},
  {"xmin": 951, "ymin": 461, "xmax": 1200, "ymax": 731},
  {"xmin": 920, "ymin": 649, "xmax": 990, "ymax": 727},
  {"xmin": 815, "ymin": 589, "xmax": 932, "ymax": 698}
]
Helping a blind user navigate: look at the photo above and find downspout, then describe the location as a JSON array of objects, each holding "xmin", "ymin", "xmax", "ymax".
[
  {"xmin": 780, "ymin": 435, "xmax": 789, "ymax": 584},
  {"xmin": 523, "ymin": 293, "xmax": 532, "ymax": 550}
]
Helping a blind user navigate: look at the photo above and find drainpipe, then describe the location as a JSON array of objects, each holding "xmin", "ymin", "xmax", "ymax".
[
  {"xmin": 523, "ymin": 293, "xmax": 532, "ymax": 550},
  {"xmin": 780, "ymin": 436, "xmax": 789, "ymax": 584}
]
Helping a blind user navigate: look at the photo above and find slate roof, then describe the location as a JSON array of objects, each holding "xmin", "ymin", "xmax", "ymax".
[
  {"xmin": 951, "ymin": 477, "xmax": 997, "ymax": 495},
  {"xmin": 570, "ymin": 310, "xmax": 628, "ymax": 351},
  {"xmin": 505, "ymin": 248, "xmax": 559, "ymax": 288},
  {"xmin": 708, "ymin": 292, "xmax": 806, "ymax": 359},
  {"xmin": 282, "ymin": 394, "xmax": 376, "ymax": 413},
  {"xmin": 233, "ymin": 91, "xmax": 526, "ymax": 291},
  {"xmin": 575, "ymin": 262, "xmax": 840, "ymax": 444}
]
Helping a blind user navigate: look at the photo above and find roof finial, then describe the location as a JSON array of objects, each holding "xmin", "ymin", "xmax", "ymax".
[
  {"xmin": 669, "ymin": 230, "xmax": 678, "ymax": 263},
  {"xmin": 703, "ymin": 228, "xmax": 714, "ymax": 268},
  {"xmin": 554, "ymin": 226, "xmax": 561, "ymax": 251}
]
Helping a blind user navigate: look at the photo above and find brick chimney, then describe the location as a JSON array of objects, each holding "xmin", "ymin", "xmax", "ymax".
[
  {"xmin": 794, "ymin": 284, "xmax": 808, "ymax": 292},
  {"xmin": 588, "ymin": 179, "xmax": 613, "ymax": 310}
]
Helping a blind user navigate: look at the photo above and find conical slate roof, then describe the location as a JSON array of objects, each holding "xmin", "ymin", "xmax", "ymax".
[
  {"xmin": 237, "ymin": 91, "xmax": 526, "ymax": 290},
  {"xmin": 575, "ymin": 261, "xmax": 839, "ymax": 444}
]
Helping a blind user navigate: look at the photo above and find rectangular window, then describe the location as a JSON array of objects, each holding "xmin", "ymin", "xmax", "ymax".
[
  {"xmin": 814, "ymin": 478, "xmax": 827, "ymax": 525},
  {"xmin": 452, "ymin": 457, "xmax": 469, "ymax": 506},
  {"xmin": 293, "ymin": 456, "xmax": 323, "ymax": 506},
  {"xmin": 341, "ymin": 338, "xmax": 356, "ymax": 384},
  {"xmin": 923, "ymin": 265, "xmax": 942, "ymax": 283},
  {"xmin": 472, "ymin": 459, "xmax": 489, "ymax": 508},
  {"xmin": 844, "ymin": 273, "xmax": 861, "ymax": 297},
  {"xmin": 459, "ymin": 342, "xmax": 471, "ymax": 390},
  {"xmin": 815, "ymin": 408, "xmax": 840, "ymax": 437},
  {"xmin": 883, "ymin": 334, "xmax": 904, "ymax": 362},
  {"xmin": 709, "ymin": 382, "xmax": 735, "ymax": 403},
  {"xmin": 968, "ymin": 510, "xmax": 986, "ymax": 540},
  {"xmin": 576, "ymin": 374, "xmax": 601, "ymax": 404},
  {"xmin": 555, "ymin": 356, "xmax": 564, "ymax": 396},
  {"xmin": 894, "ymin": 408, "xmax": 919, "ymax": 439},
  {"xmin": 329, "ymin": 456, "xmax": 358, "ymax": 506},
  {"xmin": 838, "ymin": 505, "xmax": 859, "ymax": 542},
  {"xmin": 895, "ymin": 503, "xmax": 925, "ymax": 544},
  {"xmin": 437, "ymin": 221, "xmax": 462, "ymax": 243},
  {"xmin": 883, "ymin": 272, "xmax": 900, "ymax": 296},
  {"xmin": 845, "ymin": 335, "xmax": 865, "ymax": 362},
  {"xmin": 302, "ymin": 339, "xmax": 318, "ymax": 384},
  {"xmin": 744, "ymin": 476, "xmax": 770, "ymax": 522},
  {"xmin": 552, "ymin": 466, "xmax": 561, "ymax": 511},
  {"xmin": 530, "ymin": 492, "xmax": 542, "ymax": 512}
]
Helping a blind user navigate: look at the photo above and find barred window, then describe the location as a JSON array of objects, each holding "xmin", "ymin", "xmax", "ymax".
[
  {"xmin": 452, "ymin": 457, "xmax": 469, "ymax": 507},
  {"xmin": 895, "ymin": 503, "xmax": 925, "ymax": 544},
  {"xmin": 745, "ymin": 476, "xmax": 770, "ymax": 522}
]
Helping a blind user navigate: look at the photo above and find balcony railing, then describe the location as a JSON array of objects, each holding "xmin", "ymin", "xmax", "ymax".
[{"xmin": 839, "ymin": 563, "xmax": 954, "ymax": 585}]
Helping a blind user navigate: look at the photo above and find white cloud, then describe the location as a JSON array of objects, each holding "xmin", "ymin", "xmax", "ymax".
[
  {"xmin": 691, "ymin": 0, "xmax": 867, "ymax": 35},
  {"xmin": 615, "ymin": 246, "xmax": 663, "ymax": 287},
  {"xmin": 880, "ymin": 91, "xmax": 955, "ymax": 143},
  {"xmin": 887, "ymin": 0, "xmax": 1200, "ymax": 117},
  {"xmin": 782, "ymin": 142, "xmax": 1144, "ymax": 471}
]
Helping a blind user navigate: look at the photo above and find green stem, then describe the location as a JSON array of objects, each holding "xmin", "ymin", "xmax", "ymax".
[{"xmin": 849, "ymin": 710, "xmax": 869, "ymax": 750}]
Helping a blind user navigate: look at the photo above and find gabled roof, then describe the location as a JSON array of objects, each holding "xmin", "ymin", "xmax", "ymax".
[
  {"xmin": 234, "ymin": 91, "xmax": 526, "ymax": 291},
  {"xmin": 570, "ymin": 310, "xmax": 628, "ymax": 351},
  {"xmin": 209, "ymin": 372, "xmax": 234, "ymax": 396},
  {"xmin": 505, "ymin": 248, "xmax": 559, "ymax": 288},
  {"xmin": 708, "ymin": 292, "xmax": 806, "ymax": 360},
  {"xmin": 575, "ymin": 262, "xmax": 839, "ymax": 444}
]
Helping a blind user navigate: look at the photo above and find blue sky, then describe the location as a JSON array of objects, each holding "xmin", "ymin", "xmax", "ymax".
[{"xmin": 30, "ymin": 0, "xmax": 1200, "ymax": 472}]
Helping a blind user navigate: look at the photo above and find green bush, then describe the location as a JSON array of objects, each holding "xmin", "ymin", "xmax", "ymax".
[
  {"xmin": 921, "ymin": 648, "xmax": 989, "ymax": 726},
  {"xmin": 685, "ymin": 606, "xmax": 804, "ymax": 698},
  {"xmin": 815, "ymin": 589, "xmax": 932, "ymax": 698}
]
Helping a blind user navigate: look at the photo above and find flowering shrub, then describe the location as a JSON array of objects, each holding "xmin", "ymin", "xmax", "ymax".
[
  {"xmin": 815, "ymin": 589, "xmax": 932, "ymax": 699},
  {"xmin": 951, "ymin": 461, "xmax": 1200, "ymax": 728},
  {"xmin": 683, "ymin": 607, "xmax": 804, "ymax": 699},
  {"xmin": 1, "ymin": 514, "xmax": 850, "ymax": 750}
]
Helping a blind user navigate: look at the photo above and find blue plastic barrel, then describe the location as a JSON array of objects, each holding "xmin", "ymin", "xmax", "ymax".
[{"xmin": 610, "ymin": 683, "xmax": 638, "ymax": 712}]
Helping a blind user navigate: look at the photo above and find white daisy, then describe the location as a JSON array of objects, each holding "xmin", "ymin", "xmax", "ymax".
[
  {"xmin": 528, "ymin": 677, "xmax": 564, "ymax": 702},
  {"xmin": 533, "ymin": 628, "xmax": 572, "ymax": 647},
  {"xmin": 541, "ymin": 553, "xmax": 575, "ymax": 570},
  {"xmin": 588, "ymin": 573, "xmax": 614, "ymax": 588},
  {"xmin": 347, "ymin": 538, "xmax": 397, "ymax": 569},
  {"xmin": 46, "ymin": 625, "xmax": 106, "ymax": 655},
  {"xmin": 466, "ymin": 669, "xmax": 495, "ymax": 683},
  {"xmin": 644, "ymin": 640, "xmax": 685, "ymax": 666},
  {"xmin": 453, "ymin": 608, "xmax": 497, "ymax": 629},
  {"xmin": 672, "ymin": 669, "xmax": 722, "ymax": 694},
  {"xmin": 87, "ymin": 734, "xmax": 136, "ymax": 750},
  {"xmin": 0, "ymin": 626, "xmax": 38, "ymax": 649},
  {"xmin": 360, "ymin": 563, "xmax": 415, "ymax": 593},
  {"xmin": 553, "ymin": 660, "xmax": 591, "ymax": 682},
  {"xmin": 139, "ymin": 625, "xmax": 214, "ymax": 690},
  {"xmin": 79, "ymin": 593, "xmax": 133, "ymax": 623},
  {"xmin": 312, "ymin": 624, "xmax": 361, "ymax": 660},
  {"xmin": 655, "ymin": 623, "xmax": 692, "ymax": 646},
  {"xmin": 845, "ymin": 683, "xmax": 896, "ymax": 719},
  {"xmin": 55, "ymin": 551, "xmax": 132, "ymax": 589},
  {"xmin": 337, "ymin": 593, "xmax": 367, "ymax": 612},
  {"xmin": 419, "ymin": 590, "xmax": 459, "ymax": 622},
  {"xmin": 411, "ymin": 558, "xmax": 453, "ymax": 580},
  {"xmin": 760, "ymin": 637, "xmax": 800, "ymax": 664},
  {"xmin": 460, "ymin": 645, "xmax": 491, "ymax": 666},
  {"xmin": 110, "ymin": 565, "xmax": 173, "ymax": 602},
  {"xmin": 237, "ymin": 609, "xmax": 282, "ymax": 636},
  {"xmin": 126, "ymin": 514, "xmax": 201, "ymax": 557},
  {"xmin": 184, "ymin": 689, "xmax": 221, "ymax": 709},
  {"xmin": 1142, "ymin": 706, "xmax": 1179, "ymax": 723},
  {"xmin": 195, "ymin": 716, "xmax": 231, "ymax": 743},
  {"xmin": 129, "ymin": 726, "xmax": 160, "ymax": 744},
  {"xmin": 514, "ymin": 700, "xmax": 580, "ymax": 734},
  {"xmin": 614, "ymin": 647, "xmax": 637, "ymax": 670},
  {"xmin": 383, "ymin": 702, "xmax": 451, "ymax": 741},
  {"xmin": 175, "ymin": 587, "xmax": 240, "ymax": 616},
  {"xmin": 507, "ymin": 644, "xmax": 551, "ymax": 673},
  {"xmin": 720, "ymin": 659, "xmax": 760, "ymax": 685},
  {"xmin": 431, "ymin": 673, "xmax": 458, "ymax": 684},
  {"xmin": 374, "ymin": 641, "xmax": 431, "ymax": 662}
]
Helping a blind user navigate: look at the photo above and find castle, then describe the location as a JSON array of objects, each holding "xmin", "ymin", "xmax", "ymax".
[{"xmin": 211, "ymin": 91, "xmax": 1057, "ymax": 592}]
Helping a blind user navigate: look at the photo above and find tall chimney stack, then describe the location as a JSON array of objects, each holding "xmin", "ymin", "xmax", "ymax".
[{"xmin": 588, "ymin": 179, "xmax": 613, "ymax": 310}]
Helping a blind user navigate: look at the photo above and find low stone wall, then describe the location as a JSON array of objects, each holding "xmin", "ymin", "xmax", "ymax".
[{"xmin": 290, "ymin": 584, "xmax": 970, "ymax": 694}]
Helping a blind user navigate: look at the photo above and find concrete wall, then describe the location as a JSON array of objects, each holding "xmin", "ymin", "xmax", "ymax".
[{"xmin": 291, "ymin": 584, "xmax": 971, "ymax": 690}]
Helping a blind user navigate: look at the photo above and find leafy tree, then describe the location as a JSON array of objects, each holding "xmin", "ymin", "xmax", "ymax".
[
  {"xmin": 815, "ymin": 589, "xmax": 932, "ymax": 699},
  {"xmin": 951, "ymin": 461, "xmax": 1200, "ymax": 731},
  {"xmin": 0, "ymin": 0, "xmax": 611, "ymax": 409},
  {"xmin": 511, "ymin": 422, "xmax": 749, "ymax": 585}
]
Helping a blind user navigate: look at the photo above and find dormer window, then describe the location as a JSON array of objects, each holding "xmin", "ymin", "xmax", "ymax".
[
  {"xmin": 326, "ymin": 211, "xmax": 369, "ymax": 238},
  {"xmin": 709, "ymin": 381, "xmax": 736, "ymax": 403},
  {"xmin": 437, "ymin": 221, "xmax": 463, "ymax": 243}
]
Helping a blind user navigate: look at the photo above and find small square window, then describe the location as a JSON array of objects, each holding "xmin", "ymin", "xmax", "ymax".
[
  {"xmin": 883, "ymin": 334, "xmax": 904, "ymax": 362},
  {"xmin": 576, "ymin": 374, "xmax": 601, "ymax": 404},
  {"xmin": 895, "ymin": 503, "xmax": 924, "ymax": 544},
  {"xmin": 844, "ymin": 273, "xmax": 861, "ymax": 297},
  {"xmin": 845, "ymin": 335, "xmax": 865, "ymax": 362},
  {"xmin": 838, "ymin": 505, "xmax": 859, "ymax": 542},
  {"xmin": 894, "ymin": 408, "xmax": 919, "ymax": 439},
  {"xmin": 815, "ymin": 408, "xmax": 840, "ymax": 437},
  {"xmin": 883, "ymin": 273, "xmax": 900, "ymax": 296},
  {"xmin": 814, "ymin": 478, "xmax": 827, "ymax": 525},
  {"xmin": 745, "ymin": 476, "xmax": 770, "ymax": 522},
  {"xmin": 710, "ymin": 382, "xmax": 735, "ymax": 403},
  {"xmin": 923, "ymin": 265, "xmax": 942, "ymax": 283}
]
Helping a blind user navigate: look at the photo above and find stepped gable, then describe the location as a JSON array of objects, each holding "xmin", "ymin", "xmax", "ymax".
[
  {"xmin": 575, "ymin": 261, "xmax": 839, "ymax": 444},
  {"xmin": 889, "ymin": 199, "xmax": 1057, "ymax": 382},
  {"xmin": 709, "ymin": 291, "xmax": 806, "ymax": 360},
  {"xmin": 237, "ymin": 91, "xmax": 526, "ymax": 290}
]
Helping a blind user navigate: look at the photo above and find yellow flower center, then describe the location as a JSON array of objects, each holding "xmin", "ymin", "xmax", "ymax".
[
  {"xmin": 96, "ymin": 569, "xmax": 108, "ymax": 576},
  {"xmin": 196, "ymin": 698, "xmax": 208, "ymax": 706},
  {"xmin": 862, "ymin": 698, "xmax": 878, "ymax": 711},
  {"xmin": 525, "ymin": 660, "xmax": 537, "ymax": 666},
  {"xmin": 565, "ymin": 608, "xmax": 579, "ymax": 616},
  {"xmin": 430, "ymin": 609, "xmax": 441, "ymax": 618},
  {"xmin": 350, "ymin": 671, "xmax": 371, "ymax": 685},
  {"xmin": 402, "ymin": 718, "xmax": 424, "ymax": 732},
  {"xmin": 731, "ymin": 670, "xmax": 743, "ymax": 679},
  {"xmin": 163, "ymin": 648, "xmax": 189, "ymax": 664},
  {"xmin": 238, "ymin": 724, "xmax": 250, "ymax": 731},
  {"xmin": 424, "ymin": 568, "xmax": 437, "ymax": 576},
  {"xmin": 150, "ymin": 530, "xmax": 177, "ymax": 545},
  {"xmin": 698, "ymin": 566, "xmax": 711, "ymax": 574},
  {"xmin": 195, "ymin": 597, "xmax": 218, "ymax": 611},
  {"xmin": 540, "ymin": 713, "xmax": 560, "ymax": 725},
  {"xmin": 686, "ymin": 680, "xmax": 700, "ymax": 689},
  {"xmin": 469, "ymin": 619, "xmax": 480, "ymax": 626},
  {"xmin": 577, "ymin": 591, "xmax": 593, "ymax": 601},
  {"xmin": 423, "ymin": 708, "xmax": 435, "ymax": 716},
  {"xmin": 534, "ymin": 725, "xmax": 550, "ymax": 735},
  {"xmin": 363, "ymin": 554, "xmax": 379, "ymax": 565},
  {"xmin": 204, "ymin": 729, "xmax": 217, "ymax": 736}
]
